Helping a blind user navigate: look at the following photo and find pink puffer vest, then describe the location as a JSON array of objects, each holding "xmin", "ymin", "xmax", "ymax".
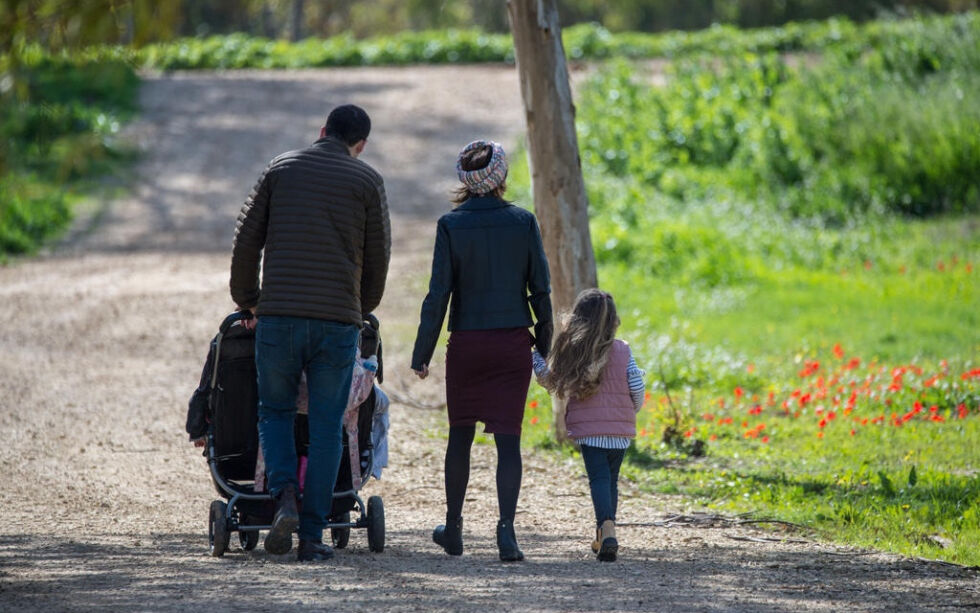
[{"xmin": 565, "ymin": 340, "xmax": 636, "ymax": 439}]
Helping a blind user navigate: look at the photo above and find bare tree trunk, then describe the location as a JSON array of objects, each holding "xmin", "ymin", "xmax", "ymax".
[
  {"xmin": 507, "ymin": 0, "xmax": 598, "ymax": 443},
  {"xmin": 260, "ymin": 2, "xmax": 277, "ymax": 39},
  {"xmin": 290, "ymin": 0, "xmax": 305, "ymax": 41}
]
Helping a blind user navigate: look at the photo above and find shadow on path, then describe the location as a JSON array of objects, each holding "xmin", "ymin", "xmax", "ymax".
[{"xmin": 1, "ymin": 532, "xmax": 977, "ymax": 612}]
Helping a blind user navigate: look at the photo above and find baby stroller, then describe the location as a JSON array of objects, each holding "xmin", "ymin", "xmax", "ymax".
[{"xmin": 186, "ymin": 311, "xmax": 388, "ymax": 557}]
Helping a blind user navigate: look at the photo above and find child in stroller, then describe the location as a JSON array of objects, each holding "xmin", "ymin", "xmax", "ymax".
[{"xmin": 186, "ymin": 311, "xmax": 390, "ymax": 557}]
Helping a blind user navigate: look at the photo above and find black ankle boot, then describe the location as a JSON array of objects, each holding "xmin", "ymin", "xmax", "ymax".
[
  {"xmin": 496, "ymin": 519, "xmax": 524, "ymax": 562},
  {"xmin": 264, "ymin": 484, "xmax": 298, "ymax": 555},
  {"xmin": 297, "ymin": 539, "xmax": 335, "ymax": 562},
  {"xmin": 432, "ymin": 516, "xmax": 463, "ymax": 556}
]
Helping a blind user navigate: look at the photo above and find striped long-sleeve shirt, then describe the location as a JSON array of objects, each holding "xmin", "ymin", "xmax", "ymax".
[{"xmin": 531, "ymin": 347, "xmax": 645, "ymax": 449}]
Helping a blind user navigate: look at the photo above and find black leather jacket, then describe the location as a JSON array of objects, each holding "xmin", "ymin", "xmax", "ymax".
[{"xmin": 411, "ymin": 196, "xmax": 553, "ymax": 370}]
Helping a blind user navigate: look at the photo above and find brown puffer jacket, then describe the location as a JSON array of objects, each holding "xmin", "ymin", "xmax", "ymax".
[{"xmin": 230, "ymin": 137, "xmax": 391, "ymax": 324}]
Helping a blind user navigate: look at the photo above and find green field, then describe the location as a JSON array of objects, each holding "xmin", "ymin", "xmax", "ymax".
[{"xmin": 513, "ymin": 12, "xmax": 980, "ymax": 566}]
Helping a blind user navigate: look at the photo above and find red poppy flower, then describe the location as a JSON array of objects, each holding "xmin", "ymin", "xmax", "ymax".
[
  {"xmin": 529, "ymin": 400, "xmax": 538, "ymax": 408},
  {"xmin": 530, "ymin": 416, "xmax": 539, "ymax": 425}
]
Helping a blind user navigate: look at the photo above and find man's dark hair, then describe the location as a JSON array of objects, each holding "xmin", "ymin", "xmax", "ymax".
[{"xmin": 324, "ymin": 104, "xmax": 371, "ymax": 146}]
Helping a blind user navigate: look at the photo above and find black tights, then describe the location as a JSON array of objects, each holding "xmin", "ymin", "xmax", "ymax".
[{"xmin": 444, "ymin": 425, "xmax": 522, "ymax": 522}]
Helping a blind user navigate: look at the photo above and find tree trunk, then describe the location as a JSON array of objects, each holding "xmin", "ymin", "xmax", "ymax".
[
  {"xmin": 507, "ymin": 0, "xmax": 598, "ymax": 443},
  {"xmin": 290, "ymin": 0, "xmax": 305, "ymax": 41}
]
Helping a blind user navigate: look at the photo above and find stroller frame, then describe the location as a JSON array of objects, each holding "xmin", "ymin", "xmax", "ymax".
[{"xmin": 205, "ymin": 311, "xmax": 385, "ymax": 557}]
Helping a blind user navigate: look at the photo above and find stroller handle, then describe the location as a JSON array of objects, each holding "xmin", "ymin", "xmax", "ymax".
[{"xmin": 220, "ymin": 310, "xmax": 252, "ymax": 334}]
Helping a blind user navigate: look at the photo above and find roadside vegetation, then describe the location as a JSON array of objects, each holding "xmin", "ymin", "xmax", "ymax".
[
  {"xmin": 0, "ymin": 51, "xmax": 138, "ymax": 258},
  {"xmin": 93, "ymin": 12, "xmax": 976, "ymax": 69},
  {"xmin": 515, "ymin": 11, "xmax": 980, "ymax": 566}
]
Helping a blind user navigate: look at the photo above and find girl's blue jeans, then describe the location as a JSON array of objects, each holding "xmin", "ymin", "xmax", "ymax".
[
  {"xmin": 580, "ymin": 444, "xmax": 626, "ymax": 526},
  {"xmin": 255, "ymin": 315, "xmax": 360, "ymax": 542}
]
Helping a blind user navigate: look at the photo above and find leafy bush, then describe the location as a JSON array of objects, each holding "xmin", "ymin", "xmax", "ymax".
[
  {"xmin": 0, "ymin": 55, "xmax": 138, "ymax": 257},
  {"xmin": 576, "ymin": 11, "xmax": 980, "ymax": 225},
  {"xmin": 80, "ymin": 12, "xmax": 977, "ymax": 69}
]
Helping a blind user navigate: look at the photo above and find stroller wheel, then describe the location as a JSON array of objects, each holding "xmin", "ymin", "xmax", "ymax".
[
  {"xmin": 367, "ymin": 496, "xmax": 385, "ymax": 553},
  {"xmin": 330, "ymin": 512, "xmax": 351, "ymax": 549},
  {"xmin": 209, "ymin": 500, "xmax": 230, "ymax": 557},
  {"xmin": 239, "ymin": 519, "xmax": 259, "ymax": 552}
]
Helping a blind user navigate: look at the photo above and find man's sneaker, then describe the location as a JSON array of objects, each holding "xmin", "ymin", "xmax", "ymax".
[
  {"xmin": 264, "ymin": 484, "xmax": 299, "ymax": 555},
  {"xmin": 297, "ymin": 539, "xmax": 335, "ymax": 562}
]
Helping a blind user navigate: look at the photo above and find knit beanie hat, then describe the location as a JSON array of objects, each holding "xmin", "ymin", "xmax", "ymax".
[{"xmin": 456, "ymin": 140, "xmax": 508, "ymax": 194}]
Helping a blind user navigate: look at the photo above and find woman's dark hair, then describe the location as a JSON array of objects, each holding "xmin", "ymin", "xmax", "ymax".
[
  {"xmin": 324, "ymin": 104, "xmax": 371, "ymax": 146},
  {"xmin": 452, "ymin": 144, "xmax": 507, "ymax": 205}
]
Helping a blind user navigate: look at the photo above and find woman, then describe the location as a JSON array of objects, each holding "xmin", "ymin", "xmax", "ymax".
[{"xmin": 411, "ymin": 140, "xmax": 553, "ymax": 562}]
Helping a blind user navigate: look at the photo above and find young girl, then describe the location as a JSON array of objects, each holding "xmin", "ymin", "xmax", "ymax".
[{"xmin": 532, "ymin": 289, "xmax": 644, "ymax": 562}]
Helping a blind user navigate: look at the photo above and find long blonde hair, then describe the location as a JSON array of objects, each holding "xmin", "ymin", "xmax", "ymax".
[{"xmin": 542, "ymin": 289, "xmax": 620, "ymax": 400}]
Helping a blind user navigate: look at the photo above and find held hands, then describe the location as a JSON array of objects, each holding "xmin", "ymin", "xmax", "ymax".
[{"xmin": 413, "ymin": 364, "xmax": 429, "ymax": 380}]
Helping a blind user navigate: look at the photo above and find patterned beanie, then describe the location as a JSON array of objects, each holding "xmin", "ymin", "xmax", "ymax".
[{"xmin": 456, "ymin": 140, "xmax": 508, "ymax": 194}]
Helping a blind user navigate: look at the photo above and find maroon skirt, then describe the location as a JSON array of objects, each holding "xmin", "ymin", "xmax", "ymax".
[{"xmin": 445, "ymin": 327, "xmax": 533, "ymax": 435}]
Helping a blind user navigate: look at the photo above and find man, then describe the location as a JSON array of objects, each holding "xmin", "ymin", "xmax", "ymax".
[{"xmin": 230, "ymin": 104, "xmax": 390, "ymax": 561}]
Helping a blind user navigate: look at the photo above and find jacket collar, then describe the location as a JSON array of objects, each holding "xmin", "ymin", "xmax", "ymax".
[
  {"xmin": 457, "ymin": 196, "xmax": 509, "ymax": 211},
  {"xmin": 312, "ymin": 136, "xmax": 351, "ymax": 156}
]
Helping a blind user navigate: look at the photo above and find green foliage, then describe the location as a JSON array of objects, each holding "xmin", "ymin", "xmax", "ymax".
[
  {"xmin": 69, "ymin": 12, "xmax": 976, "ymax": 70},
  {"xmin": 0, "ymin": 55, "xmax": 138, "ymax": 257},
  {"xmin": 135, "ymin": 29, "xmax": 515, "ymax": 69},
  {"xmin": 578, "ymin": 12, "xmax": 980, "ymax": 225}
]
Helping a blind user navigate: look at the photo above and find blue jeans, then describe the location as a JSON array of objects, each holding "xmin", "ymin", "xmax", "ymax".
[
  {"xmin": 255, "ymin": 315, "xmax": 360, "ymax": 542},
  {"xmin": 580, "ymin": 445, "xmax": 626, "ymax": 526}
]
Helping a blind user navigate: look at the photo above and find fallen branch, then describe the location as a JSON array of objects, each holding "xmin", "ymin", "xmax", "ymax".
[
  {"xmin": 725, "ymin": 534, "xmax": 810, "ymax": 544},
  {"xmin": 385, "ymin": 387, "xmax": 446, "ymax": 411},
  {"xmin": 618, "ymin": 513, "xmax": 809, "ymax": 531},
  {"xmin": 910, "ymin": 557, "xmax": 980, "ymax": 572}
]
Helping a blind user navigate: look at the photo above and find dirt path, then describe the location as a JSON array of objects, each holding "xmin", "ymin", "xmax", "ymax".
[{"xmin": 0, "ymin": 66, "xmax": 976, "ymax": 612}]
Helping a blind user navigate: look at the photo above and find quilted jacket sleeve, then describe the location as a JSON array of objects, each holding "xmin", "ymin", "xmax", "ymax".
[
  {"xmin": 360, "ymin": 176, "xmax": 391, "ymax": 317},
  {"xmin": 229, "ymin": 163, "xmax": 273, "ymax": 310}
]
